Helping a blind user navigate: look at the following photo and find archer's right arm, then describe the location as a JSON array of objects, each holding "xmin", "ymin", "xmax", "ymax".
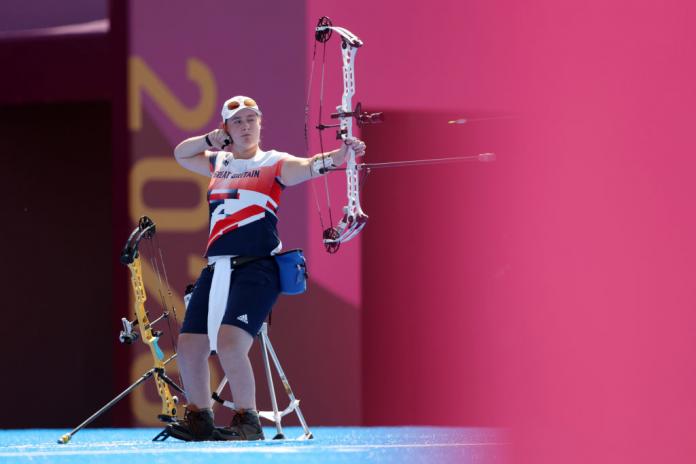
[{"xmin": 174, "ymin": 130, "xmax": 227, "ymax": 176}]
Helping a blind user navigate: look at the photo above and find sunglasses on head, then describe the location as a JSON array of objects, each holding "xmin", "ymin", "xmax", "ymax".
[{"xmin": 227, "ymin": 98, "xmax": 257, "ymax": 110}]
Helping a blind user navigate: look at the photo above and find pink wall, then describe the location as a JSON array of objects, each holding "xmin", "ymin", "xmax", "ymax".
[{"xmin": 308, "ymin": 1, "xmax": 696, "ymax": 463}]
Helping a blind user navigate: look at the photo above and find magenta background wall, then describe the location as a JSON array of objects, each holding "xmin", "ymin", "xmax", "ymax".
[
  {"xmin": 306, "ymin": 1, "xmax": 696, "ymax": 463},
  {"xmin": 127, "ymin": 0, "xmax": 362, "ymax": 426}
]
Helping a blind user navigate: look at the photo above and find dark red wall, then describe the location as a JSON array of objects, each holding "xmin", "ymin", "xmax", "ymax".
[
  {"xmin": 0, "ymin": 102, "xmax": 114, "ymax": 427},
  {"xmin": 0, "ymin": 0, "xmax": 130, "ymax": 428}
]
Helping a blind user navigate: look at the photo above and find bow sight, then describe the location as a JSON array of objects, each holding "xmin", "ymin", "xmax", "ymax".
[{"xmin": 317, "ymin": 102, "xmax": 384, "ymax": 135}]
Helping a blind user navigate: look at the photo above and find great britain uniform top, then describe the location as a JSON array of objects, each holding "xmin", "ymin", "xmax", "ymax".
[{"xmin": 205, "ymin": 149, "xmax": 290, "ymax": 257}]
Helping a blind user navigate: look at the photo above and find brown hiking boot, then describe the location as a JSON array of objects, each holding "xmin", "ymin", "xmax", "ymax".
[
  {"xmin": 227, "ymin": 409, "xmax": 265, "ymax": 441},
  {"xmin": 157, "ymin": 407, "xmax": 241, "ymax": 442}
]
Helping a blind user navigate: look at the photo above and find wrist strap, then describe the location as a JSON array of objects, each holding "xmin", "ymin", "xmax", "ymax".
[
  {"xmin": 205, "ymin": 134, "xmax": 213, "ymax": 147},
  {"xmin": 311, "ymin": 154, "xmax": 336, "ymax": 175}
]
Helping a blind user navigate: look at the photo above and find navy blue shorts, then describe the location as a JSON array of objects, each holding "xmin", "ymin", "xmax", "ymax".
[{"xmin": 181, "ymin": 258, "xmax": 280, "ymax": 337}]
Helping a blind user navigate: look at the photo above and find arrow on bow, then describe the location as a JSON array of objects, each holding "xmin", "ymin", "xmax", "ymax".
[{"xmin": 327, "ymin": 153, "xmax": 496, "ymax": 171}]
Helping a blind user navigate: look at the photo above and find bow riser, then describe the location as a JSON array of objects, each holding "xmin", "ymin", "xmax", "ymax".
[
  {"xmin": 127, "ymin": 258, "xmax": 165, "ymax": 364},
  {"xmin": 326, "ymin": 31, "xmax": 369, "ymax": 248},
  {"xmin": 312, "ymin": 17, "xmax": 377, "ymax": 252},
  {"xmin": 126, "ymin": 256, "xmax": 179, "ymax": 419}
]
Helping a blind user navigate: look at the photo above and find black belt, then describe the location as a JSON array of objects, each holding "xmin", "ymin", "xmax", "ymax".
[{"xmin": 207, "ymin": 255, "xmax": 274, "ymax": 270}]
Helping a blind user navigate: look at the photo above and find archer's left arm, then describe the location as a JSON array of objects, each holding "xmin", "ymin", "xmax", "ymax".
[{"xmin": 279, "ymin": 138, "xmax": 366, "ymax": 186}]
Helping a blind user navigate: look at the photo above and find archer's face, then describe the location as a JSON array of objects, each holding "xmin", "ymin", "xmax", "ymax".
[{"xmin": 225, "ymin": 109, "xmax": 261, "ymax": 150}]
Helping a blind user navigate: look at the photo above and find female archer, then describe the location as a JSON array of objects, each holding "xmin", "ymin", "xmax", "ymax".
[{"xmin": 167, "ymin": 95, "xmax": 365, "ymax": 441}]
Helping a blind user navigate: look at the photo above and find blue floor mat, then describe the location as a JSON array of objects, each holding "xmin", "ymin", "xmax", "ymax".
[{"xmin": 0, "ymin": 427, "xmax": 508, "ymax": 463}]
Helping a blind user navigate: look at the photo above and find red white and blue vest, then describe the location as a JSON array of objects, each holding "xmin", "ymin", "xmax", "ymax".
[{"xmin": 205, "ymin": 149, "xmax": 289, "ymax": 257}]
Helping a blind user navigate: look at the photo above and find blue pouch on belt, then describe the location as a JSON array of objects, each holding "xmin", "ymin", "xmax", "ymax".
[{"xmin": 274, "ymin": 249, "xmax": 308, "ymax": 295}]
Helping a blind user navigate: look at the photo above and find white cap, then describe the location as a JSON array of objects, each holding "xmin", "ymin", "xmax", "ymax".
[{"xmin": 221, "ymin": 95, "xmax": 262, "ymax": 121}]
